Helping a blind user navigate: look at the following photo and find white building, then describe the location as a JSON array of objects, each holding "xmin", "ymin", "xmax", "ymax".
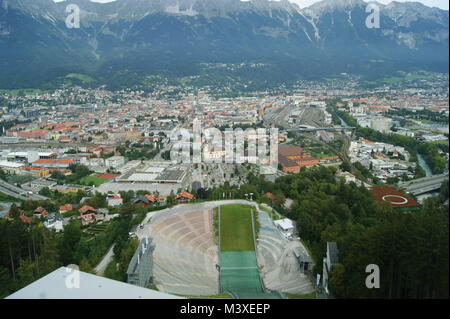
[
  {"xmin": 274, "ymin": 218, "xmax": 295, "ymax": 237},
  {"xmin": 370, "ymin": 117, "xmax": 392, "ymax": 133},
  {"xmin": 44, "ymin": 214, "xmax": 64, "ymax": 233},
  {"xmin": 106, "ymin": 194, "xmax": 123, "ymax": 207},
  {"xmin": 6, "ymin": 151, "xmax": 40, "ymax": 163},
  {"xmin": 106, "ymin": 156, "xmax": 126, "ymax": 169}
]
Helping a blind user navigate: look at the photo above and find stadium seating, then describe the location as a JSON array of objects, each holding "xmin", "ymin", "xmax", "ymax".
[
  {"xmin": 150, "ymin": 208, "xmax": 219, "ymax": 296},
  {"xmin": 256, "ymin": 211, "xmax": 315, "ymax": 295}
]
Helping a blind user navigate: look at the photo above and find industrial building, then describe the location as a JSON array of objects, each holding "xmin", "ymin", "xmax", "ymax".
[{"xmin": 117, "ymin": 162, "xmax": 188, "ymax": 184}]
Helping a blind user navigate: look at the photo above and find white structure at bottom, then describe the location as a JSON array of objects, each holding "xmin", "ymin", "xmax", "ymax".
[{"xmin": 6, "ymin": 267, "xmax": 183, "ymax": 299}]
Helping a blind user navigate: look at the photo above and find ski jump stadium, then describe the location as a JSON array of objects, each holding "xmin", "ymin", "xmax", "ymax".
[{"xmin": 133, "ymin": 200, "xmax": 315, "ymax": 299}]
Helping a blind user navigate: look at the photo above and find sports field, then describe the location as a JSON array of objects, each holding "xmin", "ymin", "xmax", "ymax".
[
  {"xmin": 219, "ymin": 204, "xmax": 255, "ymax": 251},
  {"xmin": 79, "ymin": 174, "xmax": 112, "ymax": 187},
  {"xmin": 218, "ymin": 204, "xmax": 281, "ymax": 298}
]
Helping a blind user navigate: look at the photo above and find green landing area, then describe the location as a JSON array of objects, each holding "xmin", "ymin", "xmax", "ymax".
[{"xmin": 218, "ymin": 204, "xmax": 282, "ymax": 299}]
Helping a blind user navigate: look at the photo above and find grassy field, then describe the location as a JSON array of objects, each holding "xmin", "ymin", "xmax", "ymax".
[
  {"xmin": 219, "ymin": 204, "xmax": 255, "ymax": 251},
  {"xmin": 65, "ymin": 73, "xmax": 95, "ymax": 84},
  {"xmin": 79, "ymin": 174, "xmax": 111, "ymax": 187}
]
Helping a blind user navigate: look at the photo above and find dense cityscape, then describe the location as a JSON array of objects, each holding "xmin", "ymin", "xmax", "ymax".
[{"xmin": 0, "ymin": 0, "xmax": 448, "ymax": 305}]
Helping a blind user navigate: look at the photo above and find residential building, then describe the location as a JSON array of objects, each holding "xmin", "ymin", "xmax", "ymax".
[
  {"xmin": 44, "ymin": 213, "xmax": 64, "ymax": 232},
  {"xmin": 106, "ymin": 194, "xmax": 123, "ymax": 208},
  {"xmin": 105, "ymin": 156, "xmax": 126, "ymax": 168},
  {"xmin": 79, "ymin": 205, "xmax": 97, "ymax": 225},
  {"xmin": 175, "ymin": 192, "xmax": 194, "ymax": 203}
]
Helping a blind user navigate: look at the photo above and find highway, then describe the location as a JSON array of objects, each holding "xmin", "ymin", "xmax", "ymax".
[
  {"xmin": 399, "ymin": 174, "xmax": 449, "ymax": 196},
  {"xmin": 0, "ymin": 179, "xmax": 49, "ymax": 201},
  {"xmin": 0, "ymin": 184, "xmax": 29, "ymax": 201}
]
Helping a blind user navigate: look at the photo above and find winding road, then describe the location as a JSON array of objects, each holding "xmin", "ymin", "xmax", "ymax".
[{"xmin": 94, "ymin": 244, "xmax": 116, "ymax": 276}]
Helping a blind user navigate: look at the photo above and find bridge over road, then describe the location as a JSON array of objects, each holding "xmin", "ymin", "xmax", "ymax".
[{"xmin": 398, "ymin": 174, "xmax": 449, "ymax": 196}]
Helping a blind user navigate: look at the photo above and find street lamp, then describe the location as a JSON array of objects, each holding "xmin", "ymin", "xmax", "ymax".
[{"xmin": 249, "ymin": 193, "xmax": 253, "ymax": 201}]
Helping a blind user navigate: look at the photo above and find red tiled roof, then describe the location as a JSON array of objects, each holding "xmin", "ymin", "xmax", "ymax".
[
  {"xmin": 19, "ymin": 215, "xmax": 33, "ymax": 224},
  {"xmin": 145, "ymin": 194, "xmax": 157, "ymax": 202},
  {"xmin": 79, "ymin": 205, "xmax": 96, "ymax": 214},
  {"xmin": 175, "ymin": 192, "xmax": 194, "ymax": 200},
  {"xmin": 35, "ymin": 207, "xmax": 48, "ymax": 215},
  {"xmin": 59, "ymin": 204, "xmax": 73, "ymax": 212},
  {"xmin": 34, "ymin": 159, "xmax": 74, "ymax": 165},
  {"xmin": 263, "ymin": 192, "xmax": 274, "ymax": 200}
]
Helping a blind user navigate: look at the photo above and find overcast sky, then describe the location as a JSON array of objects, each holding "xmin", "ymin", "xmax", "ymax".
[{"xmin": 53, "ymin": 0, "xmax": 449, "ymax": 10}]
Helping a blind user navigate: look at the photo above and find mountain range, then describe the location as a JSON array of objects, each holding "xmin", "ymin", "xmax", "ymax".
[{"xmin": 0, "ymin": 0, "xmax": 448, "ymax": 89}]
